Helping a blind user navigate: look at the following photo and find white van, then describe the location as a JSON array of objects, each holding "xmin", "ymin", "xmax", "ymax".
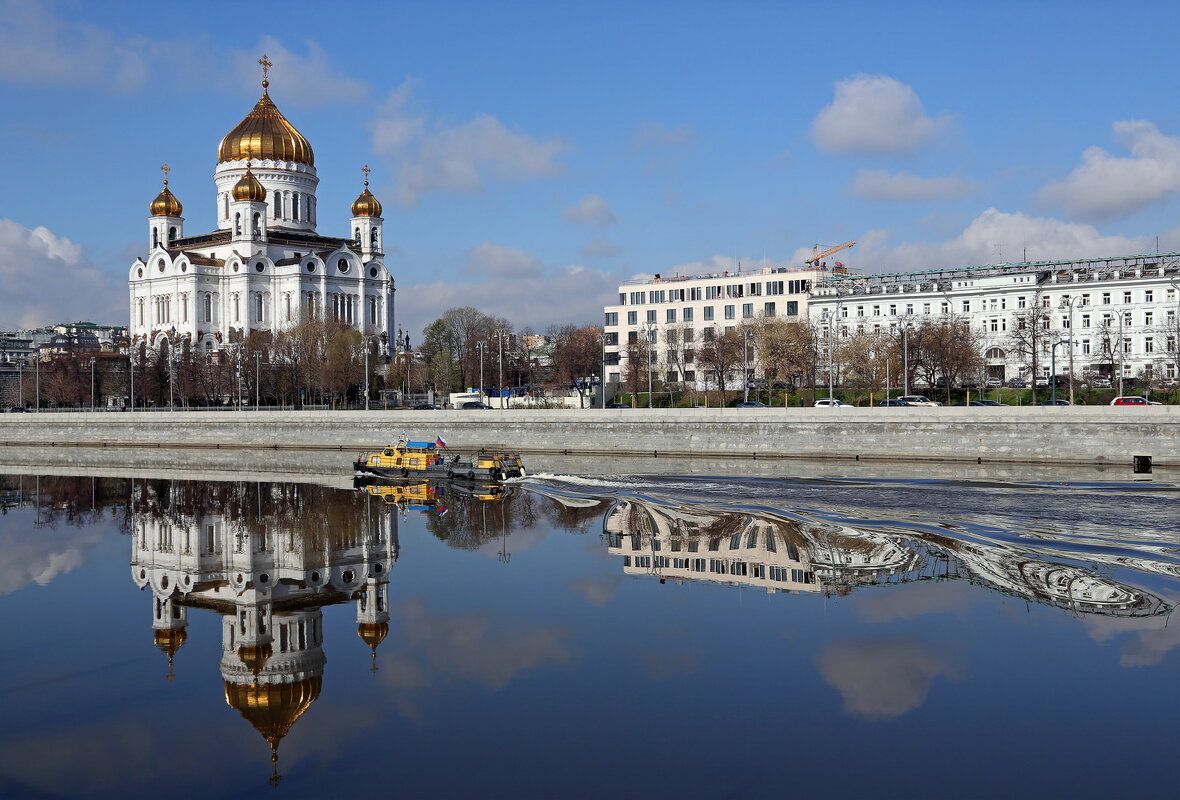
[{"xmin": 896, "ymin": 395, "xmax": 941, "ymax": 407}]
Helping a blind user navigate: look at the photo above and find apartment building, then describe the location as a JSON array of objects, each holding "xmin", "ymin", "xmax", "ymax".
[{"xmin": 602, "ymin": 267, "xmax": 824, "ymax": 390}]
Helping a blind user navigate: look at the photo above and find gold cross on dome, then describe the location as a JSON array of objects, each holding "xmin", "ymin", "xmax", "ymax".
[
  {"xmin": 361, "ymin": 164, "xmax": 371, "ymax": 186},
  {"xmin": 258, "ymin": 54, "xmax": 272, "ymax": 87},
  {"xmin": 160, "ymin": 163, "xmax": 171, "ymax": 185}
]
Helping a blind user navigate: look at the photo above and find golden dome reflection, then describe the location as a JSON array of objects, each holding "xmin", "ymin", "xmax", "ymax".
[
  {"xmin": 237, "ymin": 642, "xmax": 273, "ymax": 676},
  {"xmin": 218, "ymin": 90, "xmax": 314, "ymax": 166}
]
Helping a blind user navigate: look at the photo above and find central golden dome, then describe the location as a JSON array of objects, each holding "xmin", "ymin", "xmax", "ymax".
[{"xmin": 218, "ymin": 90, "xmax": 314, "ymax": 166}]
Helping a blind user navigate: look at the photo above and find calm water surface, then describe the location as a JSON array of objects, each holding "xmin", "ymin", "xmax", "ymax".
[{"xmin": 1, "ymin": 468, "xmax": 1178, "ymax": 799}]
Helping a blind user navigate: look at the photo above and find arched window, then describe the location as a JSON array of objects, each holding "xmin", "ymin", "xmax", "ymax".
[
  {"xmin": 292, "ymin": 194, "xmax": 299, "ymax": 221},
  {"xmin": 273, "ymin": 191, "xmax": 282, "ymax": 218},
  {"xmin": 168, "ymin": 226, "xmax": 176, "ymax": 245},
  {"xmin": 223, "ymin": 193, "xmax": 229, "ymax": 220},
  {"xmin": 234, "ymin": 213, "xmax": 241, "ymax": 235},
  {"xmin": 252, "ymin": 212, "xmax": 261, "ymax": 236},
  {"xmin": 985, "ymin": 347, "xmax": 1006, "ymax": 360},
  {"xmin": 354, "ymin": 227, "xmax": 361, "ymax": 245},
  {"xmin": 152, "ymin": 229, "xmax": 159, "ymax": 249},
  {"xmin": 370, "ymin": 228, "xmax": 379, "ymax": 249}
]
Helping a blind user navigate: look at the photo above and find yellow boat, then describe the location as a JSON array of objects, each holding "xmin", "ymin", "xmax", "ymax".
[{"xmin": 353, "ymin": 440, "xmax": 525, "ymax": 482}]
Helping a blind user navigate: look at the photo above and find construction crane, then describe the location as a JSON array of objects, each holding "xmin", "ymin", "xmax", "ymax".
[{"xmin": 805, "ymin": 240, "xmax": 855, "ymax": 266}]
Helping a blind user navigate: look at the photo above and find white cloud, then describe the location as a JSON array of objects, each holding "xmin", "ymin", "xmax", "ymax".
[
  {"xmin": 632, "ymin": 120, "xmax": 696, "ymax": 149},
  {"xmin": 0, "ymin": 0, "xmax": 147, "ymax": 91},
  {"xmin": 816, "ymin": 638, "xmax": 962, "ymax": 719},
  {"xmin": 828, "ymin": 208, "xmax": 1160, "ymax": 274},
  {"xmin": 370, "ymin": 82, "xmax": 567, "ymax": 207},
  {"xmin": 664, "ymin": 254, "xmax": 792, "ymax": 277},
  {"xmin": 0, "ymin": 219, "xmax": 124, "ymax": 329},
  {"xmin": 401, "ymin": 262, "xmax": 620, "ymax": 341},
  {"xmin": 464, "ymin": 242, "xmax": 544, "ymax": 278},
  {"xmin": 1040, "ymin": 120, "xmax": 1180, "ymax": 221},
  {"xmin": 568, "ymin": 574, "xmax": 622, "ymax": 607},
  {"xmin": 228, "ymin": 36, "xmax": 368, "ymax": 108},
  {"xmin": 579, "ymin": 238, "xmax": 623, "ymax": 259},
  {"xmin": 851, "ymin": 170, "xmax": 979, "ymax": 202},
  {"xmin": 810, "ymin": 74, "xmax": 953, "ymax": 155},
  {"xmin": 562, "ymin": 194, "xmax": 617, "ymax": 227},
  {"xmin": 0, "ymin": 508, "xmax": 106, "ymax": 595}
]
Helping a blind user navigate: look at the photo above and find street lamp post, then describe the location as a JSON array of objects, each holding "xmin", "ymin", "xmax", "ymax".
[
  {"xmin": 362, "ymin": 339, "xmax": 370, "ymax": 411},
  {"xmin": 600, "ymin": 333, "xmax": 608, "ymax": 409},
  {"xmin": 820, "ymin": 311, "xmax": 834, "ymax": 400},
  {"xmin": 742, "ymin": 329, "xmax": 751, "ymax": 403},
  {"xmin": 644, "ymin": 323, "xmax": 654, "ymax": 408},
  {"xmin": 35, "ymin": 353, "xmax": 39, "ymax": 412},
  {"xmin": 1051, "ymin": 339, "xmax": 1070, "ymax": 404},
  {"xmin": 129, "ymin": 347, "xmax": 134, "ymax": 412},
  {"xmin": 1061, "ymin": 296, "xmax": 1076, "ymax": 404},
  {"xmin": 902, "ymin": 324, "xmax": 911, "ymax": 397},
  {"xmin": 496, "ymin": 330, "xmax": 506, "ymax": 411},
  {"xmin": 476, "ymin": 341, "xmax": 486, "ymax": 406},
  {"xmin": 1117, "ymin": 311, "xmax": 1125, "ymax": 396},
  {"xmin": 255, "ymin": 352, "xmax": 261, "ymax": 411},
  {"xmin": 89, "ymin": 357, "xmax": 96, "ymax": 411}
]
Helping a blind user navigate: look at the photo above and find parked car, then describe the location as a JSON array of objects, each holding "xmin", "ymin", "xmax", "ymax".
[
  {"xmin": 458, "ymin": 401, "xmax": 493, "ymax": 410},
  {"xmin": 410, "ymin": 403, "xmax": 441, "ymax": 410},
  {"xmin": 954, "ymin": 399, "xmax": 1002, "ymax": 406},
  {"xmin": 877, "ymin": 399, "xmax": 912, "ymax": 407},
  {"xmin": 1110, "ymin": 396, "xmax": 1149, "ymax": 405},
  {"xmin": 1039, "ymin": 399, "xmax": 1071, "ymax": 406},
  {"xmin": 896, "ymin": 395, "xmax": 941, "ymax": 407},
  {"xmin": 8, "ymin": 406, "xmax": 29, "ymax": 413},
  {"xmin": 1089, "ymin": 377, "xmax": 1112, "ymax": 389},
  {"xmin": 604, "ymin": 403, "xmax": 630, "ymax": 409},
  {"xmin": 985, "ymin": 378, "xmax": 1003, "ymax": 389},
  {"xmin": 813, "ymin": 398, "xmax": 853, "ymax": 408},
  {"xmin": 734, "ymin": 401, "xmax": 770, "ymax": 408}
]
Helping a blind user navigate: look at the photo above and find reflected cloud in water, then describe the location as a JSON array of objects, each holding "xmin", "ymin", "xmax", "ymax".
[{"xmin": 816, "ymin": 638, "xmax": 963, "ymax": 720}]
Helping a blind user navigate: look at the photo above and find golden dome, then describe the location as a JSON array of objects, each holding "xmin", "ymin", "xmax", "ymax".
[
  {"xmin": 237, "ymin": 642, "xmax": 273, "ymax": 677},
  {"xmin": 224, "ymin": 675, "xmax": 322, "ymax": 773},
  {"xmin": 357, "ymin": 622, "xmax": 389, "ymax": 648},
  {"xmin": 218, "ymin": 90, "xmax": 314, "ymax": 166},
  {"xmin": 232, "ymin": 168, "xmax": 267, "ymax": 202},
  {"xmin": 351, "ymin": 185, "xmax": 383, "ymax": 217},
  {"xmin": 149, "ymin": 182, "xmax": 183, "ymax": 216},
  {"xmin": 154, "ymin": 627, "xmax": 188, "ymax": 656}
]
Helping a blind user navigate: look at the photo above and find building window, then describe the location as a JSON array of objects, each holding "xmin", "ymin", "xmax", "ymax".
[
  {"xmin": 1145, "ymin": 337, "xmax": 1154, "ymax": 354},
  {"xmin": 724, "ymin": 305, "xmax": 735, "ymax": 320},
  {"xmin": 683, "ymin": 308, "xmax": 694, "ymax": 322},
  {"xmin": 627, "ymin": 311, "xmax": 637, "ymax": 325},
  {"xmin": 605, "ymin": 312, "xmax": 618, "ymax": 326},
  {"xmin": 646, "ymin": 309, "xmax": 656, "ymax": 324},
  {"xmin": 1102, "ymin": 292, "xmax": 1111, "ymax": 304},
  {"xmin": 666, "ymin": 309, "xmax": 677, "ymax": 323},
  {"xmin": 703, "ymin": 306, "xmax": 714, "ymax": 321},
  {"xmin": 962, "ymin": 300, "xmax": 971, "ymax": 313},
  {"xmin": 763, "ymin": 302, "xmax": 775, "ymax": 317},
  {"xmin": 742, "ymin": 303, "xmax": 753, "ymax": 319},
  {"xmin": 1081, "ymin": 339, "xmax": 1091, "ymax": 355},
  {"xmin": 689, "ymin": 287, "xmax": 702, "ymax": 301},
  {"xmin": 786, "ymin": 301, "xmax": 798, "ymax": 316},
  {"xmin": 1123, "ymin": 291, "xmax": 1132, "ymax": 304},
  {"xmin": 1145, "ymin": 290, "xmax": 1154, "ymax": 303}
]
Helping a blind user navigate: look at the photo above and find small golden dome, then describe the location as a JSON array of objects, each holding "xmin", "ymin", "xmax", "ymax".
[
  {"xmin": 150, "ymin": 182, "xmax": 183, "ymax": 217},
  {"xmin": 232, "ymin": 168, "xmax": 267, "ymax": 202},
  {"xmin": 357, "ymin": 622, "xmax": 389, "ymax": 648},
  {"xmin": 218, "ymin": 90, "xmax": 314, "ymax": 166},
  {"xmin": 237, "ymin": 642, "xmax": 273, "ymax": 676},
  {"xmin": 351, "ymin": 185, "xmax": 382, "ymax": 218}
]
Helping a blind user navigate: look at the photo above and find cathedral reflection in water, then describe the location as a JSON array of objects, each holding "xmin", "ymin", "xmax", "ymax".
[
  {"xmin": 601, "ymin": 498, "xmax": 1172, "ymax": 618},
  {"xmin": 129, "ymin": 481, "xmax": 399, "ymax": 785}
]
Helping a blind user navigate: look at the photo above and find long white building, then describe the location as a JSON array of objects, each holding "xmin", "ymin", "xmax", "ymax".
[
  {"xmin": 129, "ymin": 62, "xmax": 394, "ymax": 356},
  {"xmin": 604, "ymin": 252, "xmax": 1180, "ymax": 391},
  {"xmin": 808, "ymin": 251, "xmax": 1180, "ymax": 385}
]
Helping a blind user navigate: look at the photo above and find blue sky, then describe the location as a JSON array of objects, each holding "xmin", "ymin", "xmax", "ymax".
[{"xmin": 4, "ymin": 0, "xmax": 1180, "ymax": 336}]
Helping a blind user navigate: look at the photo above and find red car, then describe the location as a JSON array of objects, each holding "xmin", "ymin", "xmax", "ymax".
[{"xmin": 1110, "ymin": 396, "xmax": 1149, "ymax": 406}]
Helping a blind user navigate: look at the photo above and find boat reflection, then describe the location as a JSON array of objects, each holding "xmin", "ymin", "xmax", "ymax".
[{"xmin": 601, "ymin": 498, "xmax": 1171, "ymax": 618}]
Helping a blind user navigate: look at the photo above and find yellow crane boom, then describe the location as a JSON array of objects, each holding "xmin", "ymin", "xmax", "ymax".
[{"xmin": 805, "ymin": 240, "xmax": 855, "ymax": 265}]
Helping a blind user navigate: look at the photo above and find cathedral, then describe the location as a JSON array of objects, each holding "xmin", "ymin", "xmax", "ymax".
[{"xmin": 129, "ymin": 57, "xmax": 394, "ymax": 355}]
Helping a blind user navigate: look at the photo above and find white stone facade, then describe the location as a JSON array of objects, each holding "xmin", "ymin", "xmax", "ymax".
[
  {"xmin": 807, "ymin": 252, "xmax": 1180, "ymax": 385},
  {"xmin": 602, "ymin": 267, "xmax": 823, "ymax": 390}
]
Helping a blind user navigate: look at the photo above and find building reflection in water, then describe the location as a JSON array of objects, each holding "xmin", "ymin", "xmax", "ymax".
[
  {"xmin": 601, "ymin": 498, "xmax": 1172, "ymax": 618},
  {"xmin": 130, "ymin": 480, "xmax": 399, "ymax": 785}
]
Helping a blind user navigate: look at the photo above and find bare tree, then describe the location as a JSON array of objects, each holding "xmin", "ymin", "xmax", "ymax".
[
  {"xmin": 1007, "ymin": 288, "xmax": 1054, "ymax": 403},
  {"xmin": 697, "ymin": 328, "xmax": 743, "ymax": 404}
]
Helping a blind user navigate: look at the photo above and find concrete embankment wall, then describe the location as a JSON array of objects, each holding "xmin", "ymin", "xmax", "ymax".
[{"xmin": 0, "ymin": 407, "xmax": 1175, "ymax": 468}]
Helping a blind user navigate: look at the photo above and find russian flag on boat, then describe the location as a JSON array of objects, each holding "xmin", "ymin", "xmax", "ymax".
[{"xmin": 435, "ymin": 436, "xmax": 447, "ymax": 448}]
